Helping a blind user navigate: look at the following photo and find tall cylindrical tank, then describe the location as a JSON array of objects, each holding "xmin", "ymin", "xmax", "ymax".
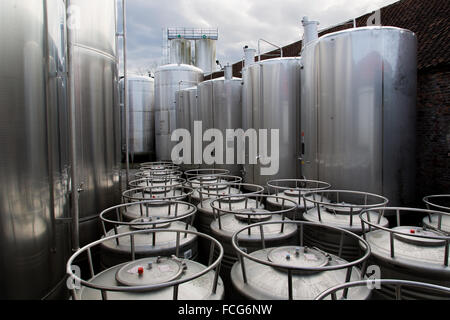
[
  {"xmin": 242, "ymin": 57, "xmax": 302, "ymax": 186},
  {"xmin": 170, "ymin": 38, "xmax": 192, "ymax": 65},
  {"xmin": 70, "ymin": 0, "xmax": 121, "ymax": 246},
  {"xmin": 175, "ymin": 86, "xmax": 197, "ymax": 170},
  {"xmin": 154, "ymin": 64, "xmax": 203, "ymax": 161},
  {"xmin": 195, "ymin": 38, "xmax": 217, "ymax": 74},
  {"xmin": 300, "ymin": 27, "xmax": 417, "ymax": 206},
  {"xmin": 0, "ymin": 0, "xmax": 72, "ymax": 299},
  {"xmin": 197, "ymin": 69, "xmax": 243, "ymax": 176},
  {"xmin": 120, "ymin": 75, "xmax": 155, "ymax": 159}
]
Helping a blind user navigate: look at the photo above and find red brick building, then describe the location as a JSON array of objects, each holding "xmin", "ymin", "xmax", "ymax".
[{"xmin": 212, "ymin": 0, "xmax": 449, "ymax": 204}]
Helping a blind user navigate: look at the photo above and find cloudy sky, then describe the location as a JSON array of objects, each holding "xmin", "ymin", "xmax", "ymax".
[{"xmin": 124, "ymin": 0, "xmax": 399, "ymax": 74}]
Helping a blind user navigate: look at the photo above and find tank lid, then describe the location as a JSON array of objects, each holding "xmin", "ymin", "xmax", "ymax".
[
  {"xmin": 393, "ymin": 226, "xmax": 447, "ymax": 247},
  {"xmin": 319, "ymin": 26, "xmax": 416, "ymax": 42},
  {"xmin": 267, "ymin": 246, "xmax": 329, "ymax": 270},
  {"xmin": 156, "ymin": 63, "xmax": 203, "ymax": 73},
  {"xmin": 234, "ymin": 208, "xmax": 272, "ymax": 222},
  {"xmin": 115, "ymin": 257, "xmax": 185, "ymax": 287}
]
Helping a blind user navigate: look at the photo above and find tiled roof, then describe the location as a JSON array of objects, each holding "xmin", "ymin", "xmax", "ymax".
[{"xmin": 215, "ymin": 0, "xmax": 449, "ymax": 78}]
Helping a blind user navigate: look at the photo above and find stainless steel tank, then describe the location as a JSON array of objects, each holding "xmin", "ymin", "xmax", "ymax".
[
  {"xmin": 242, "ymin": 57, "xmax": 302, "ymax": 186},
  {"xmin": 194, "ymin": 180, "xmax": 263, "ymax": 264},
  {"xmin": 266, "ymin": 179, "xmax": 331, "ymax": 219},
  {"xmin": 360, "ymin": 207, "xmax": 450, "ymax": 299},
  {"xmin": 99, "ymin": 200, "xmax": 198, "ymax": 268},
  {"xmin": 170, "ymin": 38, "xmax": 192, "ymax": 65},
  {"xmin": 0, "ymin": 0, "xmax": 72, "ymax": 299},
  {"xmin": 128, "ymin": 176, "xmax": 186, "ymax": 190},
  {"xmin": 121, "ymin": 185, "xmax": 195, "ymax": 221},
  {"xmin": 175, "ymin": 86, "xmax": 197, "ymax": 170},
  {"xmin": 120, "ymin": 75, "xmax": 155, "ymax": 159},
  {"xmin": 197, "ymin": 68, "xmax": 243, "ymax": 175},
  {"xmin": 185, "ymin": 169, "xmax": 231, "ymax": 205},
  {"xmin": 189, "ymin": 175, "xmax": 242, "ymax": 206},
  {"xmin": 209, "ymin": 195, "xmax": 298, "ymax": 293},
  {"xmin": 423, "ymin": 195, "xmax": 450, "ymax": 234},
  {"xmin": 67, "ymin": 228, "xmax": 225, "ymax": 300},
  {"xmin": 136, "ymin": 161, "xmax": 181, "ymax": 179},
  {"xmin": 155, "ymin": 64, "xmax": 203, "ymax": 161},
  {"xmin": 70, "ymin": 0, "xmax": 121, "ymax": 247},
  {"xmin": 302, "ymin": 190, "xmax": 389, "ymax": 260},
  {"xmin": 230, "ymin": 221, "xmax": 372, "ymax": 300},
  {"xmin": 195, "ymin": 38, "xmax": 217, "ymax": 74},
  {"xmin": 300, "ymin": 27, "xmax": 417, "ymax": 207}
]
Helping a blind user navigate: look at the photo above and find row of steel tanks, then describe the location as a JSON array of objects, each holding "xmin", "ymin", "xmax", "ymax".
[{"xmin": 65, "ymin": 157, "xmax": 449, "ymax": 300}]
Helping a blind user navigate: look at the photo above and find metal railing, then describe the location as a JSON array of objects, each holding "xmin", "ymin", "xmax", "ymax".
[
  {"xmin": 210, "ymin": 195, "xmax": 298, "ymax": 230},
  {"xmin": 167, "ymin": 27, "xmax": 218, "ymax": 40},
  {"xmin": 302, "ymin": 190, "xmax": 389, "ymax": 227},
  {"xmin": 122, "ymin": 185, "xmax": 194, "ymax": 204},
  {"xmin": 66, "ymin": 228, "xmax": 223, "ymax": 300},
  {"xmin": 99, "ymin": 200, "xmax": 197, "ymax": 238},
  {"xmin": 231, "ymin": 220, "xmax": 371, "ymax": 300},
  {"xmin": 315, "ymin": 279, "xmax": 450, "ymax": 300},
  {"xmin": 360, "ymin": 207, "xmax": 450, "ymax": 266}
]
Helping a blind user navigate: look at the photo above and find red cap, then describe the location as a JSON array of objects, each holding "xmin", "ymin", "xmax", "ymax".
[
  {"xmin": 410, "ymin": 229, "xmax": 416, "ymax": 234},
  {"xmin": 138, "ymin": 267, "xmax": 144, "ymax": 275}
]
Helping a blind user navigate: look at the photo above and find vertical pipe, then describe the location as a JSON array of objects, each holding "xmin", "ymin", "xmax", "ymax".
[
  {"xmin": 66, "ymin": 0, "xmax": 80, "ymax": 252},
  {"xmin": 123, "ymin": 0, "xmax": 130, "ymax": 186}
]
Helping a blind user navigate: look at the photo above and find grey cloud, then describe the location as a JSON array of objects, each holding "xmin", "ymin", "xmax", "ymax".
[{"xmin": 125, "ymin": 0, "xmax": 399, "ymax": 74}]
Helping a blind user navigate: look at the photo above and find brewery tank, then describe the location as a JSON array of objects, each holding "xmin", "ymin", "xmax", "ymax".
[
  {"xmin": 360, "ymin": 207, "xmax": 450, "ymax": 299},
  {"xmin": 300, "ymin": 27, "xmax": 417, "ymax": 206},
  {"xmin": 99, "ymin": 200, "xmax": 198, "ymax": 268},
  {"xmin": 197, "ymin": 66, "xmax": 242, "ymax": 175},
  {"xmin": 266, "ymin": 179, "xmax": 331, "ymax": 219},
  {"xmin": 230, "ymin": 221, "xmax": 372, "ymax": 300},
  {"xmin": 67, "ymin": 0, "xmax": 121, "ymax": 247},
  {"xmin": 302, "ymin": 190, "xmax": 389, "ymax": 260},
  {"xmin": 120, "ymin": 75, "xmax": 155, "ymax": 160},
  {"xmin": 170, "ymin": 38, "xmax": 192, "ymax": 65},
  {"xmin": 67, "ymin": 228, "xmax": 225, "ymax": 300},
  {"xmin": 175, "ymin": 86, "xmax": 198, "ymax": 170},
  {"xmin": 0, "ymin": 0, "xmax": 120, "ymax": 299},
  {"xmin": 242, "ymin": 57, "xmax": 302, "ymax": 186},
  {"xmin": 209, "ymin": 194, "xmax": 298, "ymax": 291},
  {"xmin": 154, "ymin": 64, "xmax": 203, "ymax": 161},
  {"xmin": 0, "ymin": 0, "xmax": 72, "ymax": 299},
  {"xmin": 195, "ymin": 38, "xmax": 217, "ymax": 74}
]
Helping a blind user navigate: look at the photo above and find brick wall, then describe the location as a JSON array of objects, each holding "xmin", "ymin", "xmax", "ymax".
[{"xmin": 416, "ymin": 66, "xmax": 450, "ymax": 202}]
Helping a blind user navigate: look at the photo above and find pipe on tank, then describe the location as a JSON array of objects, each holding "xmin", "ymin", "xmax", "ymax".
[
  {"xmin": 302, "ymin": 16, "xmax": 319, "ymax": 48},
  {"xmin": 224, "ymin": 64, "xmax": 233, "ymax": 80},
  {"xmin": 243, "ymin": 46, "xmax": 256, "ymax": 68},
  {"xmin": 66, "ymin": 0, "xmax": 80, "ymax": 251}
]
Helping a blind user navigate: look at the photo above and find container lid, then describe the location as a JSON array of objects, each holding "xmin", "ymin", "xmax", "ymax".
[
  {"xmin": 393, "ymin": 226, "xmax": 446, "ymax": 247},
  {"xmin": 115, "ymin": 257, "xmax": 185, "ymax": 287},
  {"xmin": 267, "ymin": 246, "xmax": 329, "ymax": 269},
  {"xmin": 324, "ymin": 202, "xmax": 363, "ymax": 215},
  {"xmin": 129, "ymin": 217, "xmax": 171, "ymax": 230},
  {"xmin": 234, "ymin": 208, "xmax": 272, "ymax": 222}
]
